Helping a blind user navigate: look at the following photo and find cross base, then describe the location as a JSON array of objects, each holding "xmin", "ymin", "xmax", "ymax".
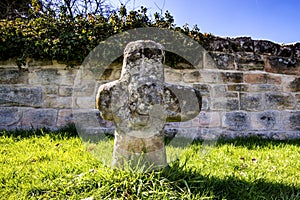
[{"xmin": 112, "ymin": 132, "xmax": 167, "ymax": 171}]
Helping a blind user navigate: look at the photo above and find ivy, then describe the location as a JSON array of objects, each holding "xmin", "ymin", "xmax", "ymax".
[{"xmin": 0, "ymin": 6, "xmax": 214, "ymax": 68}]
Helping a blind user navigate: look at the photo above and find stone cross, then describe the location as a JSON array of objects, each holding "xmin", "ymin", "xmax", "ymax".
[{"xmin": 96, "ymin": 40, "xmax": 201, "ymax": 170}]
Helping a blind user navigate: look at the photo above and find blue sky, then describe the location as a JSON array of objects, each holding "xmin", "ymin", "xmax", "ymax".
[{"xmin": 110, "ymin": 0, "xmax": 300, "ymax": 44}]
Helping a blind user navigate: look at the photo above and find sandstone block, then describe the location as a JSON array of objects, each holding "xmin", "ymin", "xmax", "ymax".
[
  {"xmin": 164, "ymin": 68, "xmax": 182, "ymax": 83},
  {"xmin": 59, "ymin": 86, "xmax": 73, "ymax": 96},
  {"xmin": 265, "ymin": 92, "xmax": 295, "ymax": 110},
  {"xmin": 57, "ymin": 109, "xmax": 74, "ymax": 127},
  {"xmin": 223, "ymin": 111, "xmax": 250, "ymax": 131},
  {"xmin": 21, "ymin": 109, "xmax": 57, "ymax": 129},
  {"xmin": 0, "ymin": 85, "xmax": 43, "ymax": 107},
  {"xmin": 72, "ymin": 109, "xmax": 102, "ymax": 130},
  {"xmin": 228, "ymin": 84, "xmax": 248, "ymax": 92},
  {"xmin": 73, "ymin": 81, "xmax": 96, "ymax": 97},
  {"xmin": 29, "ymin": 69, "xmax": 60, "ymax": 85},
  {"xmin": 247, "ymin": 84, "xmax": 280, "ymax": 92},
  {"xmin": 237, "ymin": 53, "xmax": 264, "ymax": 71},
  {"xmin": 44, "ymin": 96, "xmax": 72, "ymax": 108},
  {"xmin": 0, "ymin": 107, "xmax": 21, "ymax": 127},
  {"xmin": 74, "ymin": 97, "xmax": 95, "ymax": 109},
  {"xmin": 182, "ymin": 70, "xmax": 201, "ymax": 82},
  {"xmin": 240, "ymin": 93, "xmax": 264, "ymax": 111},
  {"xmin": 282, "ymin": 111, "xmax": 300, "ymax": 131},
  {"xmin": 29, "ymin": 68, "xmax": 76, "ymax": 86},
  {"xmin": 56, "ymin": 69, "xmax": 77, "ymax": 86},
  {"xmin": 43, "ymin": 85, "xmax": 58, "ymax": 95},
  {"xmin": 266, "ymin": 74, "xmax": 282, "ymax": 85},
  {"xmin": 251, "ymin": 111, "xmax": 281, "ymax": 131},
  {"xmin": 193, "ymin": 84, "xmax": 211, "ymax": 96},
  {"xmin": 212, "ymin": 85, "xmax": 227, "ymax": 98},
  {"xmin": 198, "ymin": 112, "xmax": 221, "ymax": 128},
  {"xmin": 183, "ymin": 70, "xmax": 222, "ymax": 83},
  {"xmin": 212, "ymin": 98, "xmax": 239, "ymax": 111},
  {"xmin": 221, "ymin": 72, "xmax": 243, "ymax": 83},
  {"xmin": 243, "ymin": 73, "xmax": 266, "ymax": 84},
  {"xmin": 0, "ymin": 69, "xmax": 28, "ymax": 84},
  {"xmin": 266, "ymin": 56, "xmax": 300, "ymax": 76},
  {"xmin": 210, "ymin": 53, "xmax": 235, "ymax": 70}
]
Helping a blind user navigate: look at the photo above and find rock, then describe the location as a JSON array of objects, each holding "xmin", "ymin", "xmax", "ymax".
[
  {"xmin": 232, "ymin": 37, "xmax": 254, "ymax": 52},
  {"xmin": 240, "ymin": 93, "xmax": 264, "ymax": 111},
  {"xmin": 265, "ymin": 92, "xmax": 295, "ymax": 110},
  {"xmin": 0, "ymin": 85, "xmax": 43, "ymax": 107},
  {"xmin": 266, "ymin": 56, "xmax": 300, "ymax": 76},
  {"xmin": 221, "ymin": 72, "xmax": 244, "ymax": 83},
  {"xmin": 251, "ymin": 111, "xmax": 280, "ymax": 130},
  {"xmin": 289, "ymin": 77, "xmax": 300, "ymax": 92},
  {"xmin": 254, "ymin": 40, "xmax": 279, "ymax": 55},
  {"xmin": 209, "ymin": 37, "xmax": 232, "ymax": 52},
  {"xmin": 0, "ymin": 107, "xmax": 21, "ymax": 127},
  {"xmin": 210, "ymin": 53, "xmax": 235, "ymax": 70},
  {"xmin": 96, "ymin": 40, "xmax": 202, "ymax": 170},
  {"xmin": 223, "ymin": 111, "xmax": 250, "ymax": 131},
  {"xmin": 21, "ymin": 109, "xmax": 57, "ymax": 129}
]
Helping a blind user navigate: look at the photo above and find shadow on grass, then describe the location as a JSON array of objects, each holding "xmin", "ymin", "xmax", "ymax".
[
  {"xmin": 163, "ymin": 159, "xmax": 300, "ymax": 199},
  {"xmin": 0, "ymin": 123, "xmax": 78, "ymax": 139},
  {"xmin": 214, "ymin": 135, "xmax": 300, "ymax": 149},
  {"xmin": 1, "ymin": 126, "xmax": 299, "ymax": 199},
  {"xmin": 1, "ymin": 124, "xmax": 300, "ymax": 148}
]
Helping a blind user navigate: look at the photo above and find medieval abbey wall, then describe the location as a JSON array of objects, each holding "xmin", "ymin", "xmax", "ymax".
[{"xmin": 0, "ymin": 37, "xmax": 299, "ymax": 139}]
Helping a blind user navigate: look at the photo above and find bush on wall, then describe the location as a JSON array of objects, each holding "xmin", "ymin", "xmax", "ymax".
[{"xmin": 0, "ymin": 5, "xmax": 213, "ymax": 68}]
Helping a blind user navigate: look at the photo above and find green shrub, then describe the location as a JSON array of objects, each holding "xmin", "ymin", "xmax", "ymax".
[{"xmin": 0, "ymin": 5, "xmax": 214, "ymax": 68}]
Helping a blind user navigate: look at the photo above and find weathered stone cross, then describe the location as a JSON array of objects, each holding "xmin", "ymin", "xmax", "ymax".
[{"xmin": 96, "ymin": 40, "xmax": 201, "ymax": 170}]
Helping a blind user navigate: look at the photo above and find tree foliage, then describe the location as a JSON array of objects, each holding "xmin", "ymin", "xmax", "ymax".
[
  {"xmin": 0, "ymin": 1, "xmax": 214, "ymax": 67},
  {"xmin": 0, "ymin": 0, "xmax": 32, "ymax": 19},
  {"xmin": 0, "ymin": 0, "xmax": 113, "ymax": 19}
]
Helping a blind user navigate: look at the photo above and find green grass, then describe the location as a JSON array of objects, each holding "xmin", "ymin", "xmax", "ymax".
[{"xmin": 0, "ymin": 127, "xmax": 299, "ymax": 199}]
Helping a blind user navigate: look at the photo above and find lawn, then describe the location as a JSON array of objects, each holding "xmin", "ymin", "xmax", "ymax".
[{"xmin": 0, "ymin": 126, "xmax": 299, "ymax": 200}]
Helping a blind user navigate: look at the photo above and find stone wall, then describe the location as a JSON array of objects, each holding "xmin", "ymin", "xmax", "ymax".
[{"xmin": 0, "ymin": 37, "xmax": 299, "ymax": 139}]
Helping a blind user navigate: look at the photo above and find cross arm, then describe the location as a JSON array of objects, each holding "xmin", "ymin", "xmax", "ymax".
[
  {"xmin": 164, "ymin": 84, "xmax": 202, "ymax": 122},
  {"xmin": 96, "ymin": 80, "xmax": 119, "ymax": 121}
]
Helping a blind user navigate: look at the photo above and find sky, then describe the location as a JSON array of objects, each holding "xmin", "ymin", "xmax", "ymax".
[{"xmin": 110, "ymin": 0, "xmax": 300, "ymax": 44}]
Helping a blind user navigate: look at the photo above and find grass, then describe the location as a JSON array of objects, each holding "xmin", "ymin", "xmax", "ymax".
[{"xmin": 0, "ymin": 126, "xmax": 299, "ymax": 200}]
